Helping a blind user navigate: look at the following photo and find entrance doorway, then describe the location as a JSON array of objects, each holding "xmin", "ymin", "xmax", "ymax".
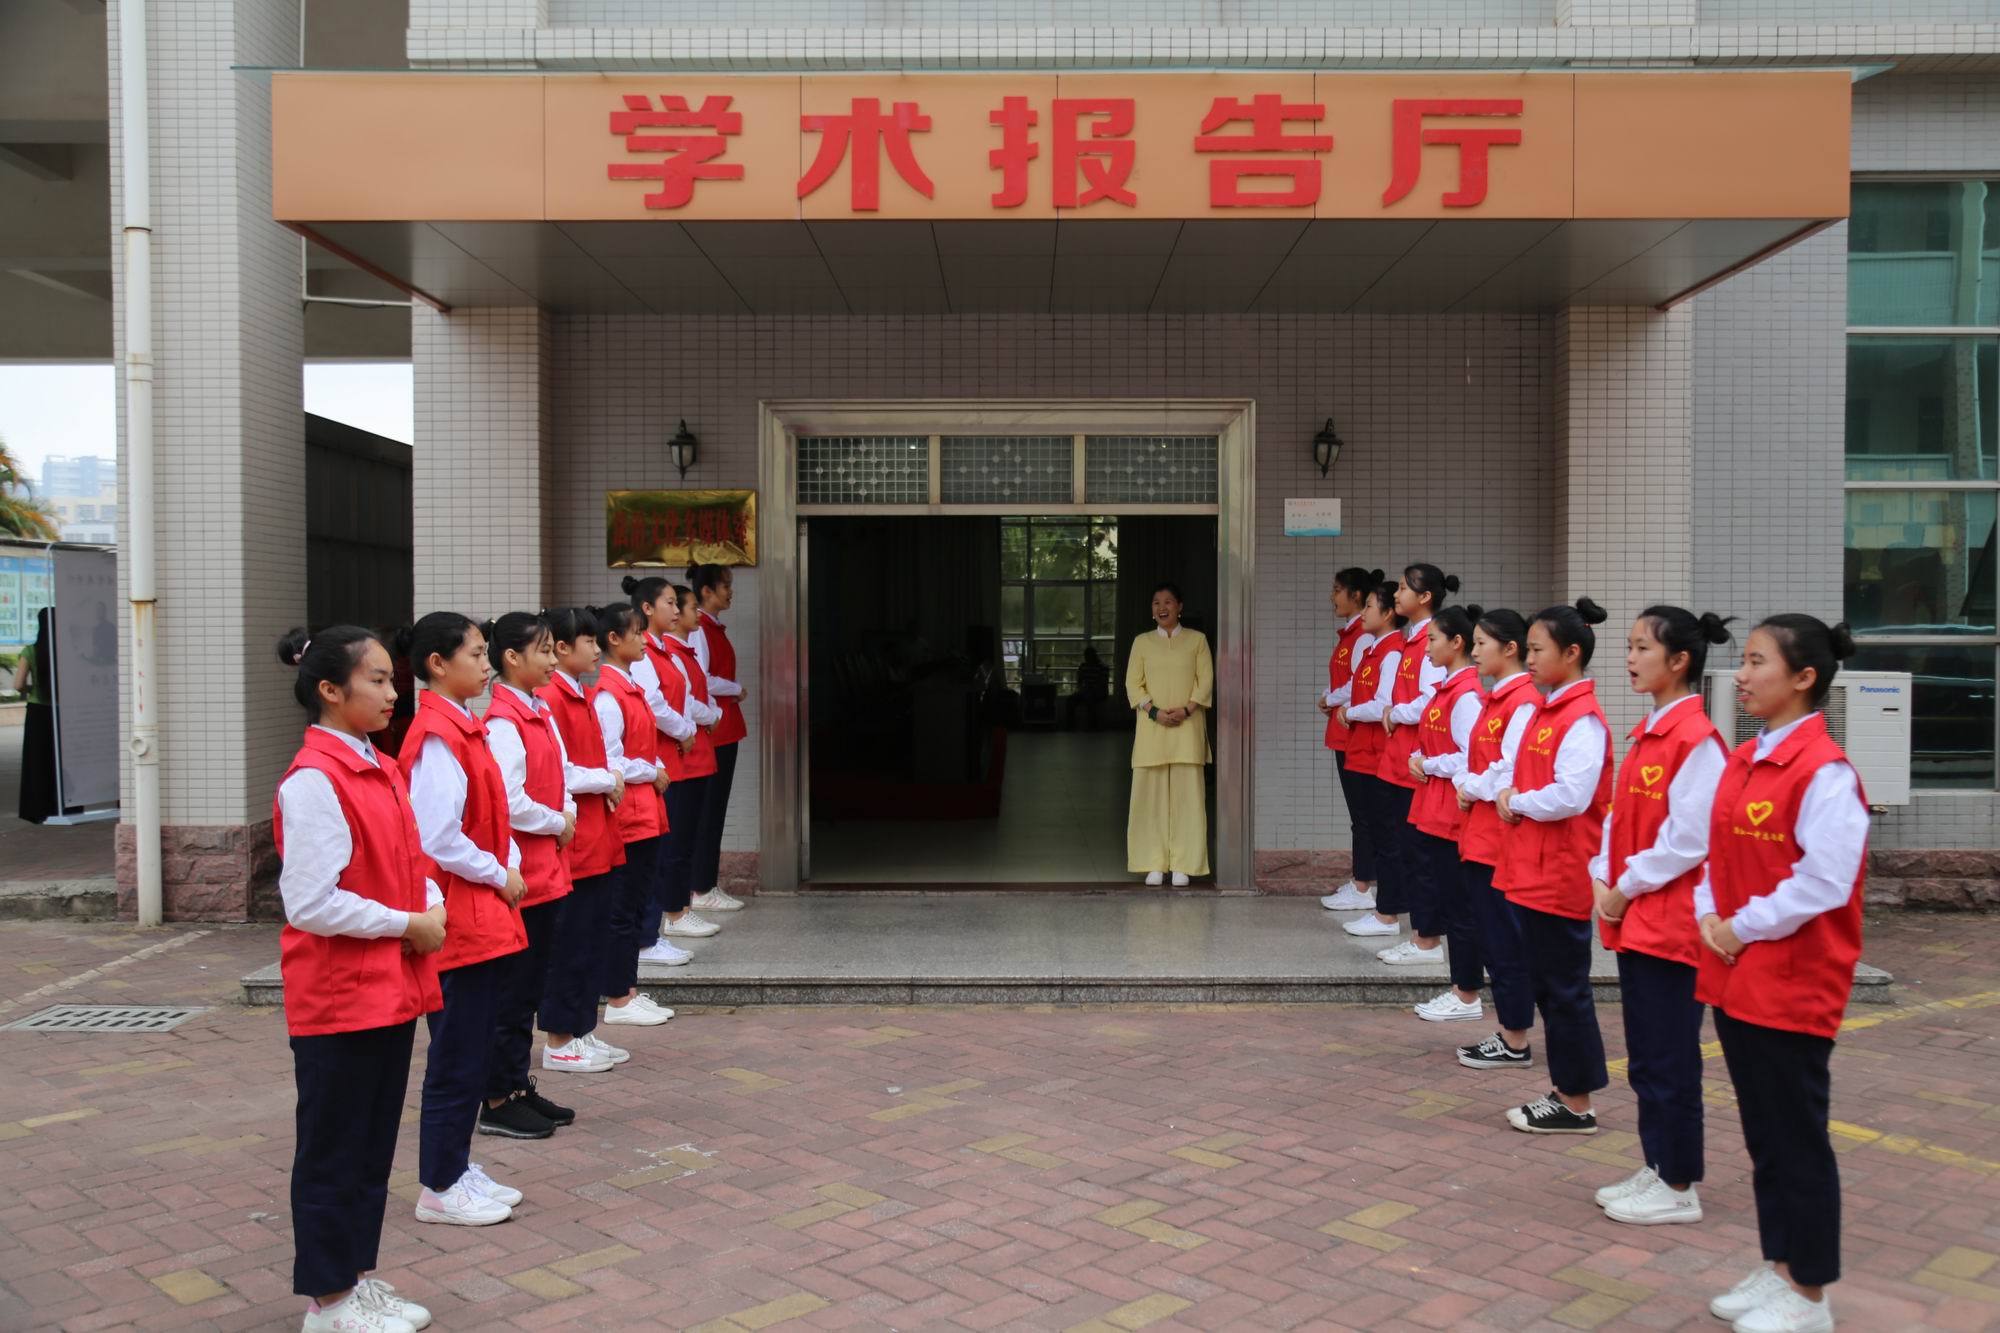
[{"xmin": 802, "ymin": 512, "xmax": 1218, "ymax": 884}]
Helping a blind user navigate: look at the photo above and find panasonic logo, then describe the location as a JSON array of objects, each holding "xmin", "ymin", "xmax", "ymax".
[{"xmin": 1857, "ymin": 685, "xmax": 1900, "ymax": 695}]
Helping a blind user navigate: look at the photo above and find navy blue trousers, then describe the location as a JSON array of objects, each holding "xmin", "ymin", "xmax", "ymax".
[
  {"xmin": 489, "ymin": 898, "xmax": 562, "ymax": 1100},
  {"xmin": 1465, "ymin": 858, "xmax": 1534, "ymax": 1033},
  {"xmin": 1363, "ymin": 776, "xmax": 1413, "ymax": 916},
  {"xmin": 1520, "ymin": 903, "xmax": 1608, "ymax": 1097},
  {"xmin": 1415, "ymin": 832, "xmax": 1481, "ymax": 992},
  {"xmin": 603, "ymin": 835, "xmax": 660, "ymax": 996},
  {"xmin": 1332, "ymin": 751, "xmax": 1376, "ymax": 883},
  {"xmin": 541, "ymin": 869, "xmax": 614, "ymax": 1036},
  {"xmin": 693, "ymin": 740, "xmax": 739, "ymax": 894},
  {"xmin": 1400, "ymin": 820, "xmax": 1444, "ymax": 940},
  {"xmin": 419, "ymin": 954, "xmax": 508, "ymax": 1192},
  {"xmin": 291, "ymin": 1020, "xmax": 415, "ymax": 1296},
  {"xmin": 1716, "ymin": 1009, "xmax": 1841, "ymax": 1287},
  {"xmin": 1618, "ymin": 948, "xmax": 1706, "ymax": 1185},
  {"xmin": 647, "ymin": 774, "xmax": 709, "ymax": 936}
]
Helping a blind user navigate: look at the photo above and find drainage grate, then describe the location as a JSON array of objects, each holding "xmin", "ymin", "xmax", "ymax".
[{"xmin": 4, "ymin": 1004, "xmax": 209, "ymax": 1033}]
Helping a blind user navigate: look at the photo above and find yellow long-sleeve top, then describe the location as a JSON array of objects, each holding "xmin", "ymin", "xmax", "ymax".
[{"xmin": 1125, "ymin": 626, "xmax": 1214, "ymax": 769}]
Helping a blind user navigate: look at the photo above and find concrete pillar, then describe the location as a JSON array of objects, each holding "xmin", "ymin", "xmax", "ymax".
[
  {"xmin": 1553, "ymin": 304, "xmax": 1694, "ymax": 741},
  {"xmin": 413, "ymin": 306, "xmax": 553, "ymax": 617},
  {"xmin": 109, "ymin": 0, "xmax": 306, "ymax": 920}
]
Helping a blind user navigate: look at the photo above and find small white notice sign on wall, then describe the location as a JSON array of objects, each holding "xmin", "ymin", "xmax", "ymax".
[{"xmin": 1283, "ymin": 498, "xmax": 1342, "ymax": 537}]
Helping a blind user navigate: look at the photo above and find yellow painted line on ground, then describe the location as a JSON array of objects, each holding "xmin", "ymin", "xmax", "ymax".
[
  {"xmin": 689, "ymin": 1292, "xmax": 830, "ymax": 1333},
  {"xmin": 1911, "ymin": 1247, "xmax": 2000, "ymax": 1304},
  {"xmin": 1317, "ymin": 1201, "xmax": 1416, "ymax": 1252},
  {"xmin": 1828, "ymin": 1120, "xmax": 2000, "ymax": 1175},
  {"xmin": 1839, "ymin": 987, "xmax": 2000, "ymax": 1034},
  {"xmin": 18, "ymin": 1108, "xmax": 99, "ymax": 1129}
]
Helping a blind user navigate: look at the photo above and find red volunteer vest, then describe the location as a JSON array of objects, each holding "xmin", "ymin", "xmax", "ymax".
[
  {"xmin": 1458, "ymin": 673, "xmax": 1540, "ymax": 868},
  {"xmin": 1696, "ymin": 714, "xmax": 1869, "ymax": 1040},
  {"xmin": 652, "ymin": 636, "xmax": 719, "ymax": 781},
  {"xmin": 700, "ymin": 612, "xmax": 749, "ymax": 748},
  {"xmin": 484, "ymin": 684, "xmax": 576, "ymax": 909},
  {"xmin": 1342, "ymin": 632, "xmax": 1399, "ymax": 772},
  {"xmin": 1497, "ymin": 679, "xmax": 1613, "ymax": 920},
  {"xmin": 1377, "ymin": 619, "xmax": 1433, "ymax": 789},
  {"xmin": 536, "ymin": 674, "xmax": 627, "ymax": 880},
  {"xmin": 399, "ymin": 690, "xmax": 526, "ymax": 972},
  {"xmin": 1599, "ymin": 697, "xmax": 1724, "ymax": 966},
  {"xmin": 1410, "ymin": 667, "xmax": 1484, "ymax": 840},
  {"xmin": 273, "ymin": 729, "xmax": 443, "ymax": 1037},
  {"xmin": 596, "ymin": 665, "xmax": 667, "ymax": 842},
  {"xmin": 1323, "ymin": 616, "xmax": 1370, "ymax": 753}
]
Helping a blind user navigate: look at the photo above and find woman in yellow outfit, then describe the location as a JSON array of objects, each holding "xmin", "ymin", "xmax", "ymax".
[{"xmin": 1125, "ymin": 583, "xmax": 1214, "ymax": 885}]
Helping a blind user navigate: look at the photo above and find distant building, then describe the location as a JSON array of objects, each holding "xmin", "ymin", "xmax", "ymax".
[{"xmin": 39, "ymin": 456, "xmax": 116, "ymax": 545}]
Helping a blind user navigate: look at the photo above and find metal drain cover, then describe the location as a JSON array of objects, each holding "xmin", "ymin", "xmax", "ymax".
[{"xmin": 4, "ymin": 1004, "xmax": 209, "ymax": 1033}]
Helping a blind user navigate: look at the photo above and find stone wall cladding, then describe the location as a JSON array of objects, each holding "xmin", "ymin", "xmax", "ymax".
[{"xmin": 116, "ymin": 821, "xmax": 281, "ymax": 923}]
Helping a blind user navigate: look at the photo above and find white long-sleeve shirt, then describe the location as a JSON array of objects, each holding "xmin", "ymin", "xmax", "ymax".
[
  {"xmin": 692, "ymin": 615, "xmax": 744, "ymax": 698},
  {"xmin": 1386, "ymin": 618, "xmax": 1447, "ymax": 725},
  {"xmin": 1453, "ymin": 673, "xmax": 1536, "ymax": 802},
  {"xmin": 278, "ymin": 725, "xmax": 442, "ymax": 938},
  {"xmin": 665, "ymin": 634, "xmax": 724, "ymax": 727},
  {"xmin": 631, "ymin": 643, "xmax": 698, "ymax": 742},
  {"xmin": 1588, "ymin": 694, "xmax": 1729, "ymax": 897},
  {"xmin": 548, "ymin": 671, "xmax": 619, "ymax": 796},
  {"xmin": 1693, "ymin": 712, "xmax": 1869, "ymax": 942},
  {"xmin": 1505, "ymin": 679, "xmax": 1609, "ymax": 822},
  {"xmin": 407, "ymin": 697, "xmax": 518, "ymax": 889},
  {"xmin": 1322, "ymin": 617, "xmax": 1364, "ymax": 709},
  {"xmin": 1344, "ymin": 641, "xmax": 1401, "ymax": 725},
  {"xmin": 592, "ymin": 664, "xmax": 658, "ymax": 784},
  {"xmin": 486, "ymin": 683, "xmax": 577, "ymax": 837},
  {"xmin": 1419, "ymin": 666, "xmax": 1483, "ymax": 780}
]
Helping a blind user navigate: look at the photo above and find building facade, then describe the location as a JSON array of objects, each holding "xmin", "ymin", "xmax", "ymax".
[
  {"xmin": 100, "ymin": 0, "xmax": 2000, "ymax": 916},
  {"xmin": 40, "ymin": 456, "xmax": 118, "ymax": 546}
]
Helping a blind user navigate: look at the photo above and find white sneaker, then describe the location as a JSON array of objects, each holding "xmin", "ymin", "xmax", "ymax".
[
  {"xmin": 584, "ymin": 1032, "xmax": 630, "ymax": 1065},
  {"xmin": 1342, "ymin": 915, "xmax": 1400, "ymax": 938},
  {"xmin": 691, "ymin": 888, "xmax": 744, "ymax": 912},
  {"xmin": 463, "ymin": 1162, "xmax": 522, "ymax": 1207},
  {"xmin": 355, "ymin": 1278, "xmax": 432, "ymax": 1330},
  {"xmin": 637, "ymin": 941, "xmax": 692, "ymax": 966},
  {"xmin": 634, "ymin": 993, "xmax": 675, "ymax": 1019},
  {"xmin": 661, "ymin": 912, "xmax": 720, "ymax": 938},
  {"xmin": 1414, "ymin": 991, "xmax": 1484, "ymax": 1022},
  {"xmin": 1731, "ymin": 1287, "xmax": 1834, "ymax": 1333},
  {"xmin": 1710, "ymin": 1265, "xmax": 1790, "ymax": 1321},
  {"xmin": 541, "ymin": 1037, "xmax": 613, "ymax": 1074},
  {"xmin": 1377, "ymin": 940, "xmax": 1443, "ymax": 966},
  {"xmin": 603, "ymin": 997, "xmax": 670, "ymax": 1026},
  {"xmin": 1605, "ymin": 1177, "xmax": 1702, "ymax": 1226},
  {"xmin": 1320, "ymin": 883, "xmax": 1375, "ymax": 911},
  {"xmin": 303, "ymin": 1290, "xmax": 415, "ymax": 1333},
  {"xmin": 1171, "ymin": 872, "xmax": 1191, "ymax": 887},
  {"xmin": 1144, "ymin": 872, "xmax": 1164, "ymax": 886},
  {"xmin": 414, "ymin": 1176, "xmax": 511, "ymax": 1226},
  {"xmin": 1594, "ymin": 1165, "xmax": 1658, "ymax": 1209}
]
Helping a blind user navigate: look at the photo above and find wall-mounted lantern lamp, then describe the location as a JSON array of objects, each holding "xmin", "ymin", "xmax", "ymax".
[
  {"xmin": 1312, "ymin": 417, "xmax": 1344, "ymax": 478},
  {"xmin": 669, "ymin": 419, "xmax": 698, "ymax": 480}
]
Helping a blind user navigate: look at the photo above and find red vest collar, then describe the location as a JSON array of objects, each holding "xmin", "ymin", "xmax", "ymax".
[
  {"xmin": 1487, "ymin": 672, "xmax": 1537, "ymax": 706},
  {"xmin": 1632, "ymin": 692, "xmax": 1706, "ymax": 742},
  {"xmin": 548, "ymin": 672, "xmax": 587, "ymax": 702},
  {"xmin": 418, "ymin": 689, "xmax": 484, "ymax": 736},
  {"xmin": 1754, "ymin": 712, "xmax": 1829, "ymax": 769},
  {"xmin": 300, "ymin": 725, "xmax": 379, "ymax": 773},
  {"xmin": 1539, "ymin": 678, "xmax": 1599, "ymax": 717}
]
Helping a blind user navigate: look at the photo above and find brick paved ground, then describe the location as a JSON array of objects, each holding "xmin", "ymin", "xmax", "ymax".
[{"xmin": 0, "ymin": 910, "xmax": 1996, "ymax": 1332}]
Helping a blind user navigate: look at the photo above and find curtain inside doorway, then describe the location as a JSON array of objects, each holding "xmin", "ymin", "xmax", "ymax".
[{"xmin": 1113, "ymin": 516, "xmax": 1221, "ymax": 698}]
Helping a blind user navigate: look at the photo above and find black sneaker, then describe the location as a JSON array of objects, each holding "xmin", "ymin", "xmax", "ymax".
[
  {"xmin": 1507, "ymin": 1090, "xmax": 1598, "ymax": 1135},
  {"xmin": 518, "ymin": 1076, "xmax": 575, "ymax": 1128},
  {"xmin": 476, "ymin": 1095, "xmax": 555, "ymax": 1139},
  {"xmin": 1456, "ymin": 1032, "xmax": 1533, "ymax": 1070}
]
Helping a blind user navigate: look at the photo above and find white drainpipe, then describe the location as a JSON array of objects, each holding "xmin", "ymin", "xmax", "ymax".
[{"xmin": 118, "ymin": 0, "xmax": 161, "ymax": 927}]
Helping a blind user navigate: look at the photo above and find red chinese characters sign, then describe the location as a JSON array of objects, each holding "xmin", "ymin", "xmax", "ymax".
[{"xmin": 606, "ymin": 489, "xmax": 758, "ymax": 569}]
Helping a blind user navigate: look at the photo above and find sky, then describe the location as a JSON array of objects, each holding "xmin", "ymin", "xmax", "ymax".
[{"xmin": 0, "ymin": 362, "xmax": 413, "ymax": 487}]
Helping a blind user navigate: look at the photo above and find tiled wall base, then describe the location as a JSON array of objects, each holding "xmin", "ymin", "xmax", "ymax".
[
  {"xmin": 720, "ymin": 851, "xmax": 759, "ymax": 899},
  {"xmin": 1254, "ymin": 850, "xmax": 1356, "ymax": 896},
  {"xmin": 116, "ymin": 822, "xmax": 281, "ymax": 922}
]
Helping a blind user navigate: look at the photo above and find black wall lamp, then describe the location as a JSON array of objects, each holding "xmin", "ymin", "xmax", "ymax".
[
  {"xmin": 1313, "ymin": 417, "xmax": 1344, "ymax": 477},
  {"xmin": 669, "ymin": 419, "xmax": 698, "ymax": 480}
]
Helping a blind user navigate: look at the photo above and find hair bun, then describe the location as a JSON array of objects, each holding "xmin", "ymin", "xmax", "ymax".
[
  {"xmin": 390, "ymin": 624, "xmax": 416, "ymax": 658},
  {"xmin": 1697, "ymin": 611, "xmax": 1736, "ymax": 646},
  {"xmin": 1442, "ymin": 573, "xmax": 1461, "ymax": 594},
  {"xmin": 275, "ymin": 627, "xmax": 310, "ymax": 668},
  {"xmin": 620, "ymin": 574, "xmax": 642, "ymax": 595},
  {"xmin": 1462, "ymin": 603, "xmax": 1485, "ymax": 622},
  {"xmin": 1368, "ymin": 568, "xmax": 1384, "ymax": 583},
  {"xmin": 1829, "ymin": 621, "xmax": 1858, "ymax": 662},
  {"xmin": 1574, "ymin": 596, "xmax": 1608, "ymax": 626}
]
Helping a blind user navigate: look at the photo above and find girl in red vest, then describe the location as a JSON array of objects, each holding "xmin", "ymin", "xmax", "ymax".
[
  {"xmin": 622, "ymin": 575, "xmax": 712, "ymax": 959},
  {"xmin": 1695, "ymin": 616, "xmax": 1866, "ymax": 1333},
  {"xmin": 1334, "ymin": 582, "xmax": 1405, "ymax": 939},
  {"xmin": 1318, "ymin": 566, "xmax": 1382, "ymax": 913},
  {"xmin": 590, "ymin": 602, "xmax": 676, "ymax": 1026},
  {"xmin": 537, "ymin": 608, "xmax": 640, "ymax": 1054},
  {"xmin": 689, "ymin": 564, "xmax": 749, "ymax": 914},
  {"xmin": 1588, "ymin": 606, "xmax": 1733, "ymax": 1228},
  {"xmin": 274, "ymin": 626, "xmax": 443, "ymax": 1333},
  {"xmin": 1495, "ymin": 597, "xmax": 1612, "ymax": 1135},
  {"xmin": 1451, "ymin": 610, "xmax": 1542, "ymax": 1068},
  {"xmin": 1369, "ymin": 563, "xmax": 1457, "ymax": 963},
  {"xmin": 400, "ymin": 611, "xmax": 528, "ymax": 1226},
  {"xmin": 1404, "ymin": 604, "xmax": 1487, "ymax": 1018}
]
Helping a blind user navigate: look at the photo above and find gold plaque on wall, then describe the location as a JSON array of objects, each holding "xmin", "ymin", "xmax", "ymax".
[{"xmin": 606, "ymin": 490, "xmax": 757, "ymax": 568}]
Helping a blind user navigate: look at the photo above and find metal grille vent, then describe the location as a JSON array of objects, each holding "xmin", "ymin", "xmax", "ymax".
[
  {"xmin": 5, "ymin": 1004, "xmax": 209, "ymax": 1033},
  {"xmin": 1726, "ymin": 682, "xmax": 1850, "ymax": 748},
  {"xmin": 940, "ymin": 435, "xmax": 1073, "ymax": 504},
  {"xmin": 1084, "ymin": 435, "xmax": 1219, "ymax": 504},
  {"xmin": 796, "ymin": 435, "xmax": 929, "ymax": 505}
]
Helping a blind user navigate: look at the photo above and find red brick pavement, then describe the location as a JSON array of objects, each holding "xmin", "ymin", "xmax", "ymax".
[{"xmin": 0, "ymin": 911, "xmax": 1996, "ymax": 1331}]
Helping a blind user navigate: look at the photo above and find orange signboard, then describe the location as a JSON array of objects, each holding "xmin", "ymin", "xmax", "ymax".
[{"xmin": 272, "ymin": 70, "xmax": 1850, "ymax": 224}]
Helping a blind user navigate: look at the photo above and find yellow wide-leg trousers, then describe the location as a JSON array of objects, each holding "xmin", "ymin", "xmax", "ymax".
[{"xmin": 1127, "ymin": 763, "xmax": 1209, "ymax": 876}]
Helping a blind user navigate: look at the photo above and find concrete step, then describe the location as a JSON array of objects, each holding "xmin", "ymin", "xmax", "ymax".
[
  {"xmin": 239, "ymin": 894, "xmax": 1895, "ymax": 1007},
  {"xmin": 0, "ymin": 878, "xmax": 119, "ymax": 921}
]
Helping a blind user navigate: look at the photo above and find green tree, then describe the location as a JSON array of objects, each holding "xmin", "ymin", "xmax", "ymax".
[{"xmin": 0, "ymin": 436, "xmax": 60, "ymax": 540}]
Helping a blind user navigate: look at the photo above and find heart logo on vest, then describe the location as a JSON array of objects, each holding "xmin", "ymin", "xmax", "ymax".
[
  {"xmin": 1486, "ymin": 717, "xmax": 1503, "ymax": 735},
  {"xmin": 1337, "ymin": 649, "xmax": 1348, "ymax": 663},
  {"xmin": 1640, "ymin": 765, "xmax": 1665, "ymax": 787},
  {"xmin": 1427, "ymin": 707, "xmax": 1442, "ymax": 722},
  {"xmin": 1745, "ymin": 800, "xmax": 1775, "ymax": 826},
  {"xmin": 1536, "ymin": 726, "xmax": 1553, "ymax": 744}
]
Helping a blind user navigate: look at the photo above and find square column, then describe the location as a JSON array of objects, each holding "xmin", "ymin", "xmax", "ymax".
[{"xmin": 413, "ymin": 307, "xmax": 554, "ymax": 617}]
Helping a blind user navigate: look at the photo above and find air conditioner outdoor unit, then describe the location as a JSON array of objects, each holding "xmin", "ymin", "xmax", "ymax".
[{"xmin": 1701, "ymin": 669, "xmax": 1912, "ymax": 807}]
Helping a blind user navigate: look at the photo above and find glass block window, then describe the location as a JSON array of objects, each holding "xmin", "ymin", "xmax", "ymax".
[
  {"xmin": 796, "ymin": 436, "xmax": 929, "ymax": 505},
  {"xmin": 939, "ymin": 436, "xmax": 1074, "ymax": 504},
  {"xmin": 1084, "ymin": 435, "xmax": 1219, "ymax": 504}
]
